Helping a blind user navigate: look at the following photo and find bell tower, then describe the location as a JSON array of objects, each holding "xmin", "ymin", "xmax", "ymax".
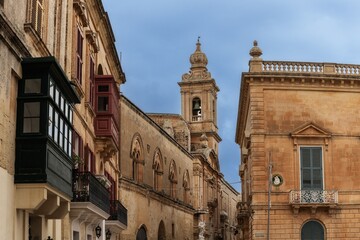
[{"xmin": 178, "ymin": 39, "xmax": 221, "ymax": 154}]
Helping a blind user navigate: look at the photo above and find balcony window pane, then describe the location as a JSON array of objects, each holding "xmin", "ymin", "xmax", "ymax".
[
  {"xmin": 98, "ymin": 96, "xmax": 109, "ymax": 112},
  {"xmin": 23, "ymin": 102, "xmax": 40, "ymax": 133},
  {"xmin": 69, "ymin": 108, "xmax": 73, "ymax": 124},
  {"xmin": 54, "ymin": 111, "xmax": 59, "ymax": 143},
  {"xmin": 68, "ymin": 130, "xmax": 72, "ymax": 157},
  {"xmin": 48, "ymin": 104, "xmax": 53, "ymax": 138},
  {"xmin": 60, "ymin": 95, "xmax": 65, "ymax": 112},
  {"xmin": 55, "ymin": 88, "xmax": 60, "ymax": 106},
  {"xmin": 64, "ymin": 124, "xmax": 68, "ymax": 153},
  {"xmin": 59, "ymin": 118, "xmax": 64, "ymax": 149},
  {"xmin": 65, "ymin": 102, "xmax": 68, "ymax": 119},
  {"xmin": 49, "ymin": 78, "xmax": 54, "ymax": 99},
  {"xmin": 25, "ymin": 78, "xmax": 41, "ymax": 94},
  {"xmin": 98, "ymin": 85, "xmax": 109, "ymax": 92}
]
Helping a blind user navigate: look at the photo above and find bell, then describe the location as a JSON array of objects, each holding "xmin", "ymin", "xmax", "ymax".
[{"xmin": 193, "ymin": 102, "xmax": 201, "ymax": 111}]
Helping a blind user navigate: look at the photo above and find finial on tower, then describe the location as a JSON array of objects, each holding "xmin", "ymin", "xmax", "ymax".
[
  {"xmin": 249, "ymin": 40, "xmax": 263, "ymax": 59},
  {"xmin": 190, "ymin": 37, "xmax": 208, "ymax": 68}
]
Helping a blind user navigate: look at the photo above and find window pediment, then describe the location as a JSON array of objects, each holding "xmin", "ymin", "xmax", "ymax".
[
  {"xmin": 290, "ymin": 122, "xmax": 331, "ymax": 151},
  {"xmin": 73, "ymin": 0, "xmax": 89, "ymax": 27}
]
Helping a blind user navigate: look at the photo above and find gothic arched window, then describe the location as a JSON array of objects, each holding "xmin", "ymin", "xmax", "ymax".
[
  {"xmin": 153, "ymin": 148, "xmax": 163, "ymax": 191},
  {"xmin": 169, "ymin": 160, "xmax": 177, "ymax": 198},
  {"xmin": 136, "ymin": 225, "xmax": 147, "ymax": 240},
  {"xmin": 130, "ymin": 134, "xmax": 144, "ymax": 182},
  {"xmin": 183, "ymin": 170, "xmax": 190, "ymax": 204}
]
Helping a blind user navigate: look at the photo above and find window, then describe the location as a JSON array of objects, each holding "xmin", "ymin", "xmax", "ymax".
[
  {"xmin": 89, "ymin": 58, "xmax": 95, "ymax": 107},
  {"xmin": 98, "ymin": 96, "xmax": 109, "ymax": 112},
  {"xmin": 23, "ymin": 102, "xmax": 40, "ymax": 133},
  {"xmin": 76, "ymin": 28, "xmax": 83, "ymax": 84},
  {"xmin": 30, "ymin": 0, "xmax": 44, "ymax": 35},
  {"xmin": 172, "ymin": 223, "xmax": 175, "ymax": 238},
  {"xmin": 169, "ymin": 160, "xmax": 177, "ymax": 198},
  {"xmin": 300, "ymin": 147, "xmax": 323, "ymax": 190},
  {"xmin": 183, "ymin": 170, "xmax": 190, "ymax": 203},
  {"xmin": 98, "ymin": 85, "xmax": 109, "ymax": 92},
  {"xmin": 153, "ymin": 150, "xmax": 163, "ymax": 191},
  {"xmin": 192, "ymin": 97, "xmax": 201, "ymax": 121},
  {"xmin": 48, "ymin": 104, "xmax": 53, "ymax": 137},
  {"xmin": 301, "ymin": 221, "xmax": 324, "ymax": 240},
  {"xmin": 131, "ymin": 135, "xmax": 144, "ymax": 182},
  {"xmin": 136, "ymin": 226, "xmax": 147, "ymax": 240},
  {"xmin": 24, "ymin": 78, "xmax": 41, "ymax": 93},
  {"xmin": 73, "ymin": 131, "xmax": 83, "ymax": 167},
  {"xmin": 84, "ymin": 145, "xmax": 95, "ymax": 174}
]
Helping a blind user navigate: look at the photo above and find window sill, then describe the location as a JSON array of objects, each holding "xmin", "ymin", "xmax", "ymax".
[
  {"xmin": 71, "ymin": 79, "xmax": 85, "ymax": 99},
  {"xmin": 24, "ymin": 23, "xmax": 50, "ymax": 56}
]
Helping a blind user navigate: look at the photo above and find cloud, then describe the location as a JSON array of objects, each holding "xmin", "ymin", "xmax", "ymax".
[{"xmin": 103, "ymin": 0, "xmax": 360, "ymax": 188}]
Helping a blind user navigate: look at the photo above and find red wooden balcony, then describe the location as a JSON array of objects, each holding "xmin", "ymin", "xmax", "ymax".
[{"xmin": 94, "ymin": 75, "xmax": 120, "ymax": 147}]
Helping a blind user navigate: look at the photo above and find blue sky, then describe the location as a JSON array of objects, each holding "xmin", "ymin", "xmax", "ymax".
[{"xmin": 102, "ymin": 0, "xmax": 360, "ymax": 191}]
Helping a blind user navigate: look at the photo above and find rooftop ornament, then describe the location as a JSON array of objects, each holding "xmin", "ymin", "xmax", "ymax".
[{"xmin": 249, "ymin": 40, "xmax": 263, "ymax": 60}]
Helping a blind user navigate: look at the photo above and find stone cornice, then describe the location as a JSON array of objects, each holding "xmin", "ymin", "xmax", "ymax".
[
  {"xmin": 87, "ymin": 0, "xmax": 125, "ymax": 84},
  {"xmin": 236, "ymin": 68, "xmax": 360, "ymax": 146},
  {"xmin": 120, "ymin": 177, "xmax": 195, "ymax": 214},
  {"xmin": 121, "ymin": 94, "xmax": 194, "ymax": 160},
  {"xmin": 178, "ymin": 78, "xmax": 220, "ymax": 92},
  {"xmin": 0, "ymin": 11, "xmax": 31, "ymax": 59}
]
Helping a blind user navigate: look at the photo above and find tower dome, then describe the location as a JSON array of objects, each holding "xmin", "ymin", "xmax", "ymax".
[{"xmin": 190, "ymin": 38, "xmax": 208, "ymax": 69}]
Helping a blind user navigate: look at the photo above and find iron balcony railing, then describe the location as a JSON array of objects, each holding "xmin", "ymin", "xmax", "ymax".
[
  {"xmin": 72, "ymin": 171, "xmax": 110, "ymax": 213},
  {"xmin": 109, "ymin": 200, "xmax": 128, "ymax": 226},
  {"xmin": 289, "ymin": 190, "xmax": 338, "ymax": 204}
]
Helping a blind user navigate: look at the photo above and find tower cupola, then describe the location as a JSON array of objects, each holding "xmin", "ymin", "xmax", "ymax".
[{"xmin": 190, "ymin": 38, "xmax": 208, "ymax": 70}]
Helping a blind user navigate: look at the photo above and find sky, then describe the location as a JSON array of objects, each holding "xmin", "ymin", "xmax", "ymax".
[{"xmin": 102, "ymin": 0, "xmax": 360, "ymax": 191}]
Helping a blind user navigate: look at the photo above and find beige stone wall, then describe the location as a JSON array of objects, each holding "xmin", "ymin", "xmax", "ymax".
[
  {"xmin": 238, "ymin": 72, "xmax": 360, "ymax": 239},
  {"xmin": 120, "ymin": 97, "xmax": 193, "ymax": 198},
  {"xmin": 120, "ymin": 180, "xmax": 194, "ymax": 240},
  {"xmin": 120, "ymin": 96, "xmax": 194, "ymax": 239}
]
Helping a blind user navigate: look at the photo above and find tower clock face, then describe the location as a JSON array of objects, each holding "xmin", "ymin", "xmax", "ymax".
[{"xmin": 272, "ymin": 174, "xmax": 283, "ymax": 186}]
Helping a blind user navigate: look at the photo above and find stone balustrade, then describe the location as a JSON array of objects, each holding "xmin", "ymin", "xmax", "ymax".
[{"xmin": 250, "ymin": 60, "xmax": 360, "ymax": 76}]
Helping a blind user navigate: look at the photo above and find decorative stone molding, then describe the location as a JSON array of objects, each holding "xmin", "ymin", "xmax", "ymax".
[
  {"xmin": 73, "ymin": 0, "xmax": 89, "ymax": 27},
  {"xmin": 85, "ymin": 29, "xmax": 100, "ymax": 53},
  {"xmin": 290, "ymin": 122, "xmax": 331, "ymax": 151}
]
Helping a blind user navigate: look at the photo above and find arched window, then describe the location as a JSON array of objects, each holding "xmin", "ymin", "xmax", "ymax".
[
  {"xmin": 301, "ymin": 220, "xmax": 324, "ymax": 240},
  {"xmin": 153, "ymin": 149, "xmax": 163, "ymax": 191},
  {"xmin": 192, "ymin": 97, "xmax": 201, "ymax": 121},
  {"xmin": 130, "ymin": 134, "xmax": 144, "ymax": 182},
  {"xmin": 97, "ymin": 64, "xmax": 103, "ymax": 75},
  {"xmin": 169, "ymin": 160, "xmax": 177, "ymax": 198},
  {"xmin": 158, "ymin": 220, "xmax": 166, "ymax": 240},
  {"xmin": 136, "ymin": 225, "xmax": 147, "ymax": 240},
  {"xmin": 183, "ymin": 170, "xmax": 190, "ymax": 204}
]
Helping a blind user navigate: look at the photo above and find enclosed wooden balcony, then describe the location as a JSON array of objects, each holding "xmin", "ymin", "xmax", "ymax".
[
  {"xmin": 94, "ymin": 75, "xmax": 120, "ymax": 149},
  {"xmin": 289, "ymin": 190, "xmax": 338, "ymax": 214}
]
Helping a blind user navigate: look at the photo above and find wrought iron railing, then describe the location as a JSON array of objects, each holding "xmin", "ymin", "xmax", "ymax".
[
  {"xmin": 72, "ymin": 171, "xmax": 110, "ymax": 213},
  {"xmin": 109, "ymin": 200, "xmax": 128, "ymax": 226},
  {"xmin": 289, "ymin": 190, "xmax": 338, "ymax": 204}
]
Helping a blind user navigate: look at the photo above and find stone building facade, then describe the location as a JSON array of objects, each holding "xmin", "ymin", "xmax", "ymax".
[
  {"xmin": 1, "ymin": 0, "xmax": 238, "ymax": 239},
  {"xmin": 0, "ymin": 0, "xmax": 127, "ymax": 239},
  {"xmin": 236, "ymin": 41, "xmax": 360, "ymax": 239},
  {"xmin": 119, "ymin": 41, "xmax": 240, "ymax": 240}
]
